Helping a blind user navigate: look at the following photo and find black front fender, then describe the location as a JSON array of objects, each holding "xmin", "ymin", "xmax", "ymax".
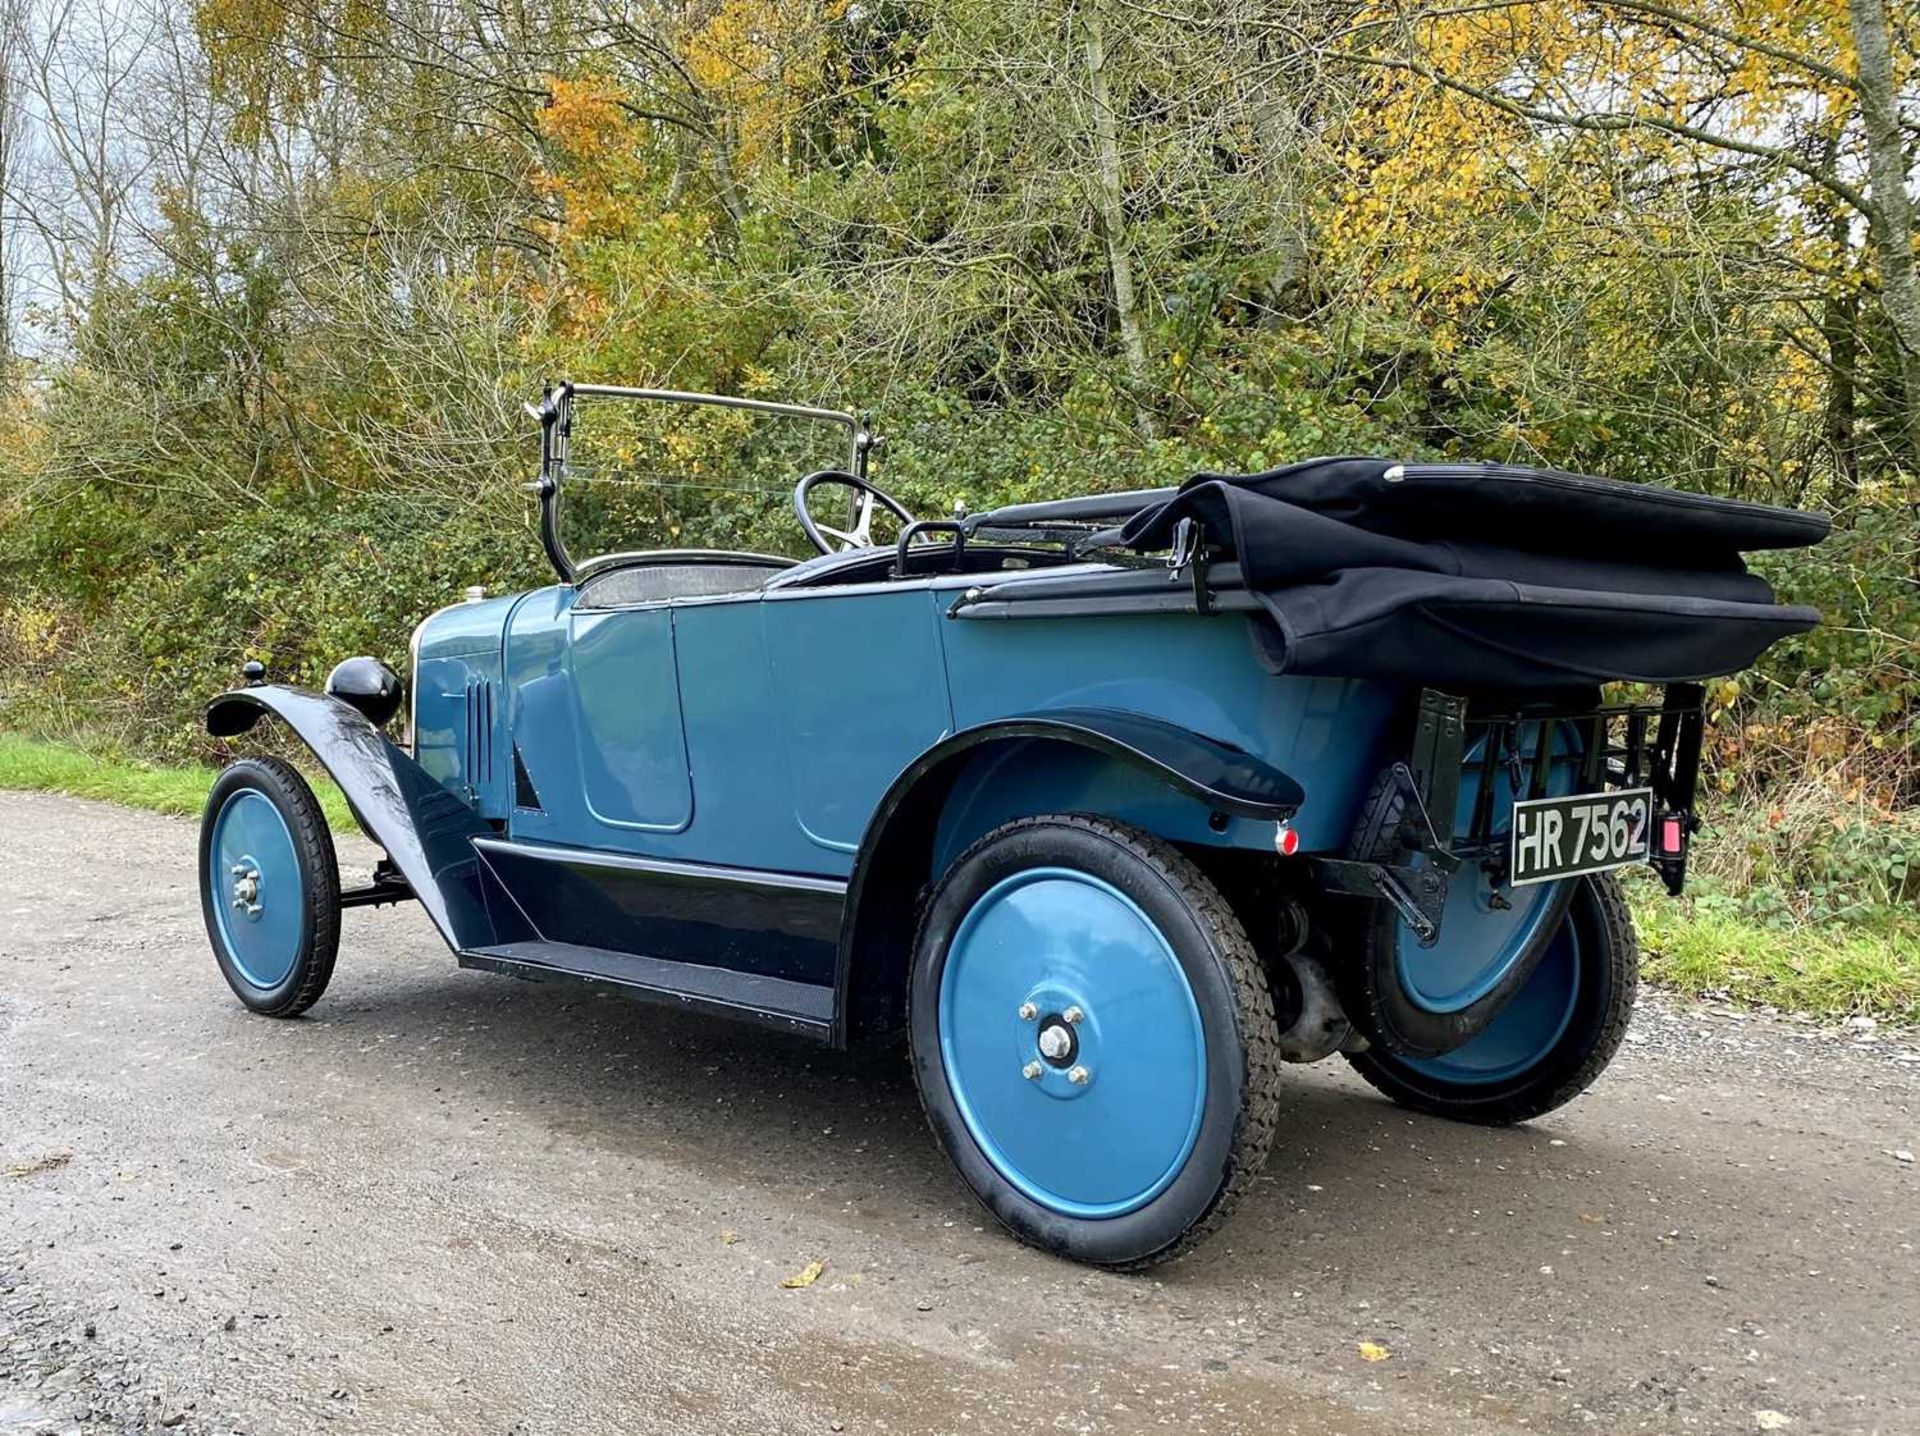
[{"xmin": 207, "ymin": 685, "xmax": 508, "ymax": 951}]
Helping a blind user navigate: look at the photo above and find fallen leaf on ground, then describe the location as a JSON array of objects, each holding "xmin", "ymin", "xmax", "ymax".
[
  {"xmin": 1357, "ymin": 1341, "xmax": 1391, "ymax": 1362},
  {"xmin": 1752, "ymin": 1412, "xmax": 1794, "ymax": 1431},
  {"xmin": 6, "ymin": 1152, "xmax": 71, "ymax": 1178},
  {"xmin": 719, "ymin": 1229, "xmax": 739, "ymax": 1245},
  {"xmin": 782, "ymin": 1259, "xmax": 827, "ymax": 1289}
]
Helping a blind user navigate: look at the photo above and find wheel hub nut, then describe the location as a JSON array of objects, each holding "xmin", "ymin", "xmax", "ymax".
[
  {"xmin": 1037, "ymin": 1023, "xmax": 1073, "ymax": 1061},
  {"xmin": 1062, "ymin": 1005, "xmax": 1084, "ymax": 1025},
  {"xmin": 1017, "ymin": 1001, "xmax": 1038, "ymax": 1021},
  {"xmin": 1022, "ymin": 1060, "xmax": 1044, "ymax": 1080},
  {"xmin": 230, "ymin": 865, "xmax": 261, "ymax": 917},
  {"xmin": 1068, "ymin": 1065, "xmax": 1091, "ymax": 1085}
]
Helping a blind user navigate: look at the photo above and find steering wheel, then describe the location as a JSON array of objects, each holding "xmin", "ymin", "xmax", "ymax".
[{"xmin": 794, "ymin": 470, "xmax": 917, "ymax": 555}]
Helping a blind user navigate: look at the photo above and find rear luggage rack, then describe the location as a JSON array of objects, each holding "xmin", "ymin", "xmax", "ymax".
[
  {"xmin": 1457, "ymin": 684, "xmax": 1705, "ymax": 895},
  {"xmin": 1317, "ymin": 684, "xmax": 1705, "ymax": 944}
]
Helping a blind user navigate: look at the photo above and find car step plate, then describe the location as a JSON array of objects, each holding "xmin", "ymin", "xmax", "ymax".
[{"xmin": 1510, "ymin": 787, "xmax": 1654, "ymax": 886}]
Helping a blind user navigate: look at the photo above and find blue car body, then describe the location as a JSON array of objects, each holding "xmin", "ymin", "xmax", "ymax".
[
  {"xmin": 213, "ymin": 564, "xmax": 1394, "ymax": 1045},
  {"xmin": 201, "ymin": 382, "xmax": 1815, "ymax": 1263},
  {"xmin": 415, "ymin": 580, "xmax": 1389, "ymax": 871},
  {"xmin": 205, "ymin": 384, "xmax": 1729, "ymax": 1059}
]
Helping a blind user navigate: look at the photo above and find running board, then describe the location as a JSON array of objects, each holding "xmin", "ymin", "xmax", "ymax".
[{"xmin": 459, "ymin": 940, "xmax": 835, "ymax": 1041}]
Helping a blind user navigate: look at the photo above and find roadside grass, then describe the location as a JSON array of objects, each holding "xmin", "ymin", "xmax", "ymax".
[
  {"xmin": 2, "ymin": 730, "xmax": 1912, "ymax": 1022},
  {"xmin": 0, "ymin": 732, "xmax": 354, "ymax": 831},
  {"xmin": 1632, "ymin": 892, "xmax": 1919, "ymax": 1023}
]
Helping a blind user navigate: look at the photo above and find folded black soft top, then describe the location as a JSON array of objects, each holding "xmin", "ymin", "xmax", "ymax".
[{"xmin": 1118, "ymin": 458, "xmax": 1828, "ymax": 690}]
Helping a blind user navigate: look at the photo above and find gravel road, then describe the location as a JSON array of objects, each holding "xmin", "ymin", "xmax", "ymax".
[{"xmin": 1, "ymin": 791, "xmax": 1915, "ymax": 1436}]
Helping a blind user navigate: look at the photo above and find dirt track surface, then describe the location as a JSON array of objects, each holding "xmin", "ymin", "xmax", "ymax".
[{"xmin": 1, "ymin": 791, "xmax": 1915, "ymax": 1436}]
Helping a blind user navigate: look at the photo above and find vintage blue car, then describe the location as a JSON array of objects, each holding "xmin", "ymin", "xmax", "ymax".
[{"xmin": 199, "ymin": 383, "xmax": 1827, "ymax": 1266}]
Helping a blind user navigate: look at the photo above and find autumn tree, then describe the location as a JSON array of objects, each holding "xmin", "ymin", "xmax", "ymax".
[
  {"xmin": 1347, "ymin": 0, "xmax": 1920, "ymax": 477},
  {"xmin": 0, "ymin": 0, "xmax": 1910, "ymax": 779}
]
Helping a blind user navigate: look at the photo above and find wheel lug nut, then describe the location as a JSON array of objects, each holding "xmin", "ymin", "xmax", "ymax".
[
  {"xmin": 1017, "ymin": 1002, "xmax": 1038, "ymax": 1021},
  {"xmin": 1062, "ymin": 1006, "xmax": 1083, "ymax": 1025},
  {"xmin": 1022, "ymin": 1061, "xmax": 1043, "ymax": 1080},
  {"xmin": 1068, "ymin": 1065, "xmax": 1090, "ymax": 1085}
]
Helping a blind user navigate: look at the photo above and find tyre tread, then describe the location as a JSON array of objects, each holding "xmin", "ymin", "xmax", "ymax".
[{"xmin": 1346, "ymin": 872, "xmax": 1638, "ymax": 1125}]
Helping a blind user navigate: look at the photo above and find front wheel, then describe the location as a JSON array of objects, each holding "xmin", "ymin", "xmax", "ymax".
[
  {"xmin": 1345, "ymin": 872, "xmax": 1637, "ymax": 1125},
  {"xmin": 199, "ymin": 757, "xmax": 340, "ymax": 1017},
  {"xmin": 909, "ymin": 814, "xmax": 1282, "ymax": 1269}
]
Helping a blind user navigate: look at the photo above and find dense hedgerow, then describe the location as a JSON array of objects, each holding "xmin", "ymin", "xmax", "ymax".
[{"xmin": 0, "ymin": 0, "xmax": 1914, "ymax": 942}]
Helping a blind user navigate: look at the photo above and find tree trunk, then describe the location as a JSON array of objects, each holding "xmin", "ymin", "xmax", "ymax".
[
  {"xmin": 1079, "ymin": 4, "xmax": 1154, "ymax": 439},
  {"xmin": 1848, "ymin": 0, "xmax": 1920, "ymax": 470},
  {"xmin": 0, "ymin": 36, "xmax": 12, "ymax": 375},
  {"xmin": 1240, "ymin": 22, "xmax": 1309, "ymax": 317},
  {"xmin": 707, "ymin": 115, "xmax": 749, "ymax": 249},
  {"xmin": 1820, "ymin": 155, "xmax": 1859, "ymax": 491},
  {"xmin": 1823, "ymin": 274, "xmax": 1860, "ymax": 492},
  {"xmin": 0, "ymin": 0, "xmax": 33, "ymax": 373}
]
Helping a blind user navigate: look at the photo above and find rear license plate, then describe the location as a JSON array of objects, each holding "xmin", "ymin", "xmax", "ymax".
[{"xmin": 1510, "ymin": 788, "xmax": 1654, "ymax": 886}]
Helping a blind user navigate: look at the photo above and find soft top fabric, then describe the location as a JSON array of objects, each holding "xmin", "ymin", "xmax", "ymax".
[
  {"xmin": 1124, "ymin": 457, "xmax": 1830, "ymax": 558},
  {"xmin": 1119, "ymin": 458, "xmax": 1826, "ymax": 689}
]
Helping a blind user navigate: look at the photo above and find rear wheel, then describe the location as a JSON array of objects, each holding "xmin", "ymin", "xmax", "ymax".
[
  {"xmin": 1344, "ymin": 724, "xmax": 1579, "ymax": 1058},
  {"xmin": 909, "ymin": 815, "xmax": 1281, "ymax": 1269},
  {"xmin": 1346, "ymin": 872, "xmax": 1637, "ymax": 1125},
  {"xmin": 199, "ymin": 757, "xmax": 340, "ymax": 1017}
]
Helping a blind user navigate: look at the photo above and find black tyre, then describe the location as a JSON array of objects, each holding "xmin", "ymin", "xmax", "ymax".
[
  {"xmin": 1346, "ymin": 872, "xmax": 1637, "ymax": 1125},
  {"xmin": 199, "ymin": 757, "xmax": 340, "ymax": 1017},
  {"xmin": 909, "ymin": 814, "xmax": 1282, "ymax": 1269}
]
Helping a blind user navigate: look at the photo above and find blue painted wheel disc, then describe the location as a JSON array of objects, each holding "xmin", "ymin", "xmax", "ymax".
[
  {"xmin": 1396, "ymin": 726, "xmax": 1576, "ymax": 1014},
  {"xmin": 207, "ymin": 790, "xmax": 305, "ymax": 989},
  {"xmin": 1401, "ymin": 914, "xmax": 1582, "ymax": 1084},
  {"xmin": 938, "ymin": 868, "xmax": 1207, "ymax": 1218}
]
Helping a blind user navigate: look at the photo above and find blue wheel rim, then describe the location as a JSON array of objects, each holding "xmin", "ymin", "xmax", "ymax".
[
  {"xmin": 938, "ymin": 868, "xmax": 1207, "ymax": 1219},
  {"xmin": 1400, "ymin": 913, "xmax": 1582, "ymax": 1084},
  {"xmin": 1396, "ymin": 725, "xmax": 1577, "ymax": 1014},
  {"xmin": 208, "ymin": 790, "xmax": 305, "ymax": 989}
]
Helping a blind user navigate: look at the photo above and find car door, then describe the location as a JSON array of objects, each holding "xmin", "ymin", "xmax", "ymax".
[
  {"xmin": 760, "ymin": 584, "xmax": 954, "ymax": 858},
  {"xmin": 567, "ymin": 603, "xmax": 694, "ymax": 833},
  {"xmin": 502, "ymin": 585, "xmax": 694, "ymax": 851}
]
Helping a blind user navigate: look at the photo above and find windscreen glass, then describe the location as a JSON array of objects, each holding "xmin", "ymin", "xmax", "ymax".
[{"xmin": 556, "ymin": 394, "xmax": 867, "ymax": 565}]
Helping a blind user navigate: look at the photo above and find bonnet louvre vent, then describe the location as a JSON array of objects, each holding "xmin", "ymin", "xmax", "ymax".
[{"xmin": 464, "ymin": 677, "xmax": 495, "ymax": 789}]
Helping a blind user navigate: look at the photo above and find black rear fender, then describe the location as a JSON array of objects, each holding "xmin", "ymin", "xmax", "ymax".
[{"xmin": 833, "ymin": 709, "xmax": 1303, "ymax": 1047}]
